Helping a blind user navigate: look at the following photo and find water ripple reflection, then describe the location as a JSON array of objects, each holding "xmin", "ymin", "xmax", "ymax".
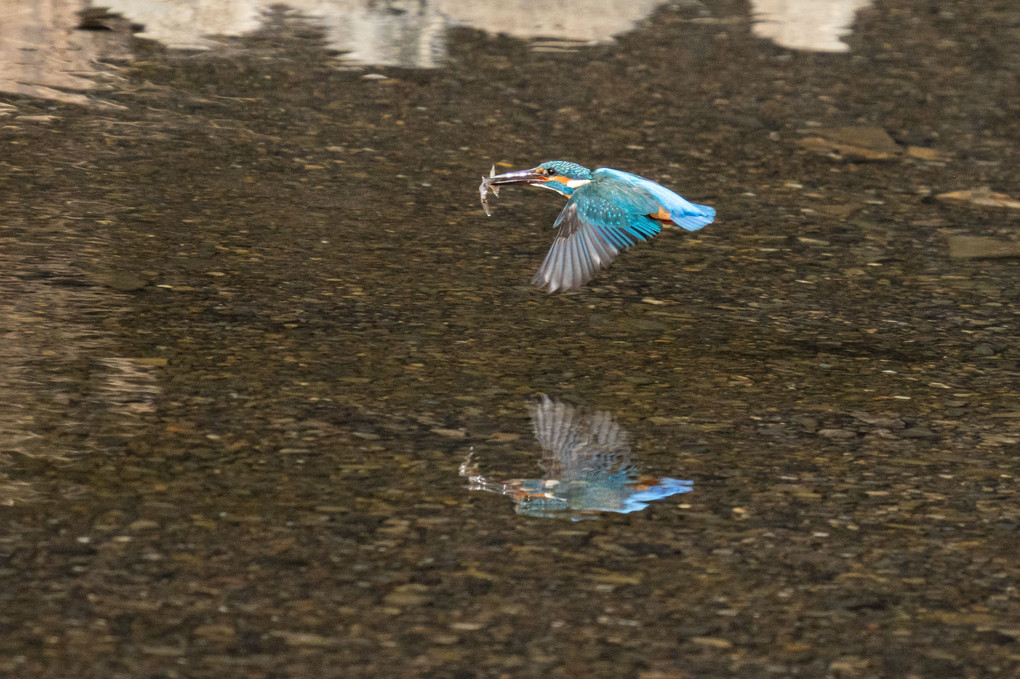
[
  {"xmin": 0, "ymin": 1, "xmax": 129, "ymax": 107},
  {"xmin": 0, "ymin": 0, "xmax": 876, "ymax": 107},
  {"xmin": 461, "ymin": 395, "xmax": 692, "ymax": 519},
  {"xmin": 0, "ymin": 221, "xmax": 162, "ymax": 505}
]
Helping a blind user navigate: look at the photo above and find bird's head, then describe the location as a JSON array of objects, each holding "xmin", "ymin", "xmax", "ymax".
[{"xmin": 486, "ymin": 161, "xmax": 593, "ymax": 196}]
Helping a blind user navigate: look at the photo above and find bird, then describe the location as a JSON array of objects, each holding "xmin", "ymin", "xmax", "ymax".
[
  {"xmin": 479, "ymin": 161, "xmax": 715, "ymax": 292},
  {"xmin": 458, "ymin": 395, "xmax": 694, "ymax": 519}
]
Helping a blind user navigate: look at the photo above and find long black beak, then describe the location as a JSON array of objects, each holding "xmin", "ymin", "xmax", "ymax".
[{"xmin": 485, "ymin": 167, "xmax": 546, "ymax": 186}]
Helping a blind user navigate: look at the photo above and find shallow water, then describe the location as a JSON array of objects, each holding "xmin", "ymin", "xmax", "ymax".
[{"xmin": 1, "ymin": 1, "xmax": 1018, "ymax": 677}]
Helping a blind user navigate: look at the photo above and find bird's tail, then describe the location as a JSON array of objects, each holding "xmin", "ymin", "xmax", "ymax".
[
  {"xmin": 642, "ymin": 180, "xmax": 716, "ymax": 231},
  {"xmin": 672, "ymin": 203, "xmax": 715, "ymax": 232}
]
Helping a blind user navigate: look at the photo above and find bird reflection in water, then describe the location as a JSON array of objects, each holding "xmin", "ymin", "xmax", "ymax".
[{"xmin": 460, "ymin": 395, "xmax": 693, "ymax": 519}]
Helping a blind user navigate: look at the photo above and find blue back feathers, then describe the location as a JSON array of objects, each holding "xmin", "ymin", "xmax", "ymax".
[{"xmin": 594, "ymin": 168, "xmax": 715, "ymax": 231}]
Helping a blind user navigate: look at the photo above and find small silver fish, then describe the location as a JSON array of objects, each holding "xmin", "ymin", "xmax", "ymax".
[{"xmin": 479, "ymin": 165, "xmax": 499, "ymax": 216}]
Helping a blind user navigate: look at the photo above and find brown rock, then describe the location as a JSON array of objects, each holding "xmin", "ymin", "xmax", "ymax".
[{"xmin": 796, "ymin": 126, "xmax": 901, "ymax": 161}]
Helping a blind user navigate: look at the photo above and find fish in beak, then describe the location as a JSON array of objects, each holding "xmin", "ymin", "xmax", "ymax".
[{"xmin": 479, "ymin": 166, "xmax": 549, "ymax": 215}]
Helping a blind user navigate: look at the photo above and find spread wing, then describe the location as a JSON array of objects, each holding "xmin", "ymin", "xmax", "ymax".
[
  {"xmin": 529, "ymin": 395, "xmax": 632, "ymax": 478},
  {"xmin": 531, "ymin": 180, "xmax": 662, "ymax": 292},
  {"xmin": 531, "ymin": 169, "xmax": 715, "ymax": 292}
]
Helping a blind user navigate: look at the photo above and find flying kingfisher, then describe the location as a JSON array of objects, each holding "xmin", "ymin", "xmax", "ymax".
[{"xmin": 480, "ymin": 161, "xmax": 715, "ymax": 292}]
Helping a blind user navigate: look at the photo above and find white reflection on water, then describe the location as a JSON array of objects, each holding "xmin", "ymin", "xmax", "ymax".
[
  {"xmin": 0, "ymin": 0, "xmax": 129, "ymax": 107},
  {"xmin": 103, "ymin": 0, "xmax": 873, "ymax": 58},
  {"xmin": 104, "ymin": 0, "xmax": 451, "ymax": 65},
  {"xmin": 103, "ymin": 0, "xmax": 662, "ymax": 64},
  {"xmin": 0, "ymin": 0, "xmax": 874, "ymax": 104},
  {"xmin": 461, "ymin": 395, "xmax": 693, "ymax": 519},
  {"xmin": 440, "ymin": 0, "xmax": 663, "ymax": 44},
  {"xmin": 751, "ymin": 0, "xmax": 872, "ymax": 52}
]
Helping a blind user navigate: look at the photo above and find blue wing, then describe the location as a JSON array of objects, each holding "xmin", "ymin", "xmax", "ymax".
[
  {"xmin": 531, "ymin": 191, "xmax": 653, "ymax": 292},
  {"xmin": 596, "ymin": 168, "xmax": 716, "ymax": 231},
  {"xmin": 618, "ymin": 478, "xmax": 695, "ymax": 513},
  {"xmin": 532, "ymin": 169, "xmax": 715, "ymax": 292}
]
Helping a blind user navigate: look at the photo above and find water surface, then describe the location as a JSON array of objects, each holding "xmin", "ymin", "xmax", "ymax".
[{"xmin": 1, "ymin": 1, "xmax": 1018, "ymax": 677}]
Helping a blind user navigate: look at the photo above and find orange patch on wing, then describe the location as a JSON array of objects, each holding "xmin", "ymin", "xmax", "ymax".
[{"xmin": 649, "ymin": 206, "xmax": 672, "ymax": 221}]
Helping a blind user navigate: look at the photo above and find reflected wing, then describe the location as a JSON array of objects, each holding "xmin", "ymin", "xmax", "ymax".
[
  {"xmin": 531, "ymin": 183, "xmax": 662, "ymax": 292},
  {"xmin": 529, "ymin": 395, "xmax": 631, "ymax": 477}
]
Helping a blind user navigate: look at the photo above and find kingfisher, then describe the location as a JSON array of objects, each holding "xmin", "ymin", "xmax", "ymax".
[
  {"xmin": 459, "ymin": 395, "xmax": 694, "ymax": 519},
  {"xmin": 479, "ymin": 161, "xmax": 715, "ymax": 292}
]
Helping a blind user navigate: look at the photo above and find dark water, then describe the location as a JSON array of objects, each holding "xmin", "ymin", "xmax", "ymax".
[{"xmin": 1, "ymin": 1, "xmax": 1018, "ymax": 677}]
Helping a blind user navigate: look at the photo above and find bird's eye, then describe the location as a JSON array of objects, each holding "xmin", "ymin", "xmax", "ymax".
[{"xmin": 545, "ymin": 168, "xmax": 557, "ymax": 176}]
